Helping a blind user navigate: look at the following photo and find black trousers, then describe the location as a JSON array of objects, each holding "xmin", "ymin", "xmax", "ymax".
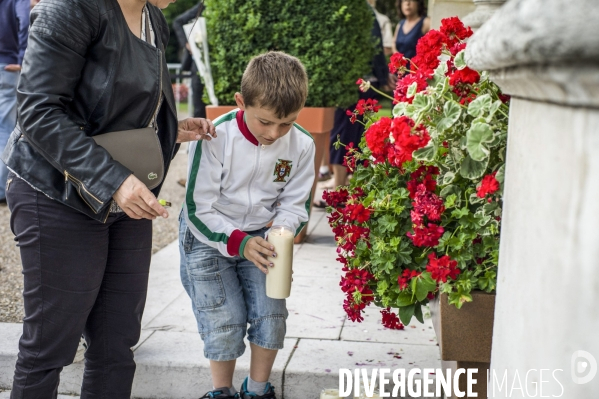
[
  {"xmin": 190, "ymin": 63, "xmax": 206, "ymax": 119},
  {"xmin": 6, "ymin": 173, "xmax": 152, "ymax": 399}
]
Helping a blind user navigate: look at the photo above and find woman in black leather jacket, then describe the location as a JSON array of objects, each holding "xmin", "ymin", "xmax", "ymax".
[{"xmin": 1, "ymin": 0, "xmax": 216, "ymax": 397}]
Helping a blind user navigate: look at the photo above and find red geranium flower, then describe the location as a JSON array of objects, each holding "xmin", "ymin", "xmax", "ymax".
[
  {"xmin": 346, "ymin": 203, "xmax": 371, "ymax": 224},
  {"xmin": 407, "ymin": 165, "xmax": 439, "ymax": 198},
  {"xmin": 389, "ymin": 52, "xmax": 408, "ymax": 75},
  {"xmin": 381, "ymin": 308, "xmax": 405, "ymax": 330},
  {"xmin": 440, "ymin": 17, "xmax": 473, "ymax": 46},
  {"xmin": 398, "ymin": 269, "xmax": 421, "ymax": 290},
  {"xmin": 477, "ymin": 172, "xmax": 500, "ymax": 198},
  {"xmin": 407, "ymin": 223, "xmax": 444, "ymax": 247},
  {"xmin": 365, "ymin": 117, "xmax": 393, "ymax": 163},
  {"xmin": 387, "ymin": 117, "xmax": 430, "ymax": 167},
  {"xmin": 426, "ymin": 253, "xmax": 460, "ymax": 283}
]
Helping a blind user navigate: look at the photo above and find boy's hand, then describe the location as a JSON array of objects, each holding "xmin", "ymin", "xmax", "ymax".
[{"xmin": 243, "ymin": 236, "xmax": 276, "ymax": 274}]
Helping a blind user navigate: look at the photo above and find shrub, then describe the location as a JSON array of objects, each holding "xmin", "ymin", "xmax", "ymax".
[{"xmin": 204, "ymin": 0, "xmax": 377, "ymax": 108}]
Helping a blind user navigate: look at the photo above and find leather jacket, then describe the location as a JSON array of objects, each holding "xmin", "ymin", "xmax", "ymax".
[{"xmin": 1, "ymin": 0, "xmax": 180, "ymax": 222}]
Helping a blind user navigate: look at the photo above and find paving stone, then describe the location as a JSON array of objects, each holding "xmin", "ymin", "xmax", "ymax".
[
  {"xmin": 341, "ymin": 306, "xmax": 438, "ymax": 346},
  {"xmin": 293, "ymin": 243, "xmax": 340, "ymax": 278},
  {"xmin": 284, "ymin": 339, "xmax": 442, "ymax": 399},
  {"xmin": 0, "ymin": 323, "xmax": 21, "ymax": 389},
  {"xmin": 145, "ymin": 291, "xmax": 197, "ymax": 333},
  {"xmin": 131, "ymin": 330, "xmax": 297, "ymax": 399},
  {"xmin": 141, "ymin": 241, "xmax": 186, "ymax": 329},
  {"xmin": 286, "ymin": 276, "xmax": 346, "ymax": 340}
]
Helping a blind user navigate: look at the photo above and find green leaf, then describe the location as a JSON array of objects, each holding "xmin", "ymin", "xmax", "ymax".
[
  {"xmin": 469, "ymin": 192, "xmax": 484, "ymax": 204},
  {"xmin": 460, "ymin": 155, "xmax": 489, "ymax": 179},
  {"xmin": 413, "ymin": 142, "xmax": 437, "ymax": 162},
  {"xmin": 414, "ymin": 303, "xmax": 424, "ymax": 324},
  {"xmin": 467, "ymin": 94, "xmax": 492, "ymax": 118},
  {"xmin": 440, "ymin": 184, "xmax": 460, "ymax": 198},
  {"xmin": 437, "ymin": 100, "xmax": 462, "ymax": 132},
  {"xmin": 443, "ymin": 171, "xmax": 456, "ymax": 185},
  {"xmin": 466, "ymin": 123, "xmax": 494, "ymax": 161},
  {"xmin": 415, "ymin": 273, "xmax": 437, "ymax": 301},
  {"xmin": 454, "ymin": 50, "xmax": 467, "ymax": 70},
  {"xmin": 487, "ymin": 100, "xmax": 503, "ymax": 122},
  {"xmin": 379, "ymin": 214, "xmax": 398, "ymax": 233},
  {"xmin": 396, "ymin": 247, "xmax": 413, "ymax": 265},
  {"xmin": 393, "ymin": 102, "xmax": 407, "ymax": 117},
  {"xmin": 482, "ymin": 202, "xmax": 499, "ymax": 214},
  {"xmin": 397, "ymin": 290, "xmax": 416, "ymax": 307},
  {"xmin": 407, "ymin": 81, "xmax": 418, "ymax": 98},
  {"xmin": 398, "ymin": 304, "xmax": 415, "ymax": 325},
  {"xmin": 412, "ymin": 93, "xmax": 432, "ymax": 114},
  {"xmin": 496, "ymin": 164, "xmax": 505, "ymax": 184}
]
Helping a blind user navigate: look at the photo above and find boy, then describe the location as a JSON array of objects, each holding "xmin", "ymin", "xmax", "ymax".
[{"xmin": 180, "ymin": 52, "xmax": 315, "ymax": 399}]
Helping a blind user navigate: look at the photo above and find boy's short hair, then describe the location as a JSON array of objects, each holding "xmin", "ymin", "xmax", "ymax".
[{"xmin": 241, "ymin": 51, "xmax": 309, "ymax": 118}]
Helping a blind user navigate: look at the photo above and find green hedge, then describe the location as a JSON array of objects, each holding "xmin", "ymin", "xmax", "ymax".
[{"xmin": 204, "ymin": 0, "xmax": 377, "ymax": 108}]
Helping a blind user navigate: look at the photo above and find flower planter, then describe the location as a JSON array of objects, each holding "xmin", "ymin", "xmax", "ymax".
[
  {"xmin": 429, "ymin": 291, "xmax": 495, "ymax": 398},
  {"xmin": 205, "ymin": 106, "xmax": 335, "ymax": 244}
]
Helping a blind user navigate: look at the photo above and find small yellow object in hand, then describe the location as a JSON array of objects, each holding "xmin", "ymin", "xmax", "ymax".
[{"xmin": 158, "ymin": 199, "xmax": 171, "ymax": 208}]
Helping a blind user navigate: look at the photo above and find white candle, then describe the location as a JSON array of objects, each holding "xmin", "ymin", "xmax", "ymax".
[
  {"xmin": 266, "ymin": 225, "xmax": 294, "ymax": 299},
  {"xmin": 320, "ymin": 389, "xmax": 342, "ymax": 399}
]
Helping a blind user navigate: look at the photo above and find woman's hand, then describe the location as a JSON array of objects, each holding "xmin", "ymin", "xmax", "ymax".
[
  {"xmin": 113, "ymin": 174, "xmax": 168, "ymax": 220},
  {"xmin": 177, "ymin": 118, "xmax": 217, "ymax": 143},
  {"xmin": 243, "ymin": 236, "xmax": 276, "ymax": 274}
]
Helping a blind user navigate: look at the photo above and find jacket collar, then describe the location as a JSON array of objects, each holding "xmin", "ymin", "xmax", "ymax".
[{"xmin": 236, "ymin": 111, "xmax": 259, "ymax": 146}]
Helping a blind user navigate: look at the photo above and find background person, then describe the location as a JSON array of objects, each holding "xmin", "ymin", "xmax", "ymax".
[
  {"xmin": 367, "ymin": 0, "xmax": 394, "ymax": 56},
  {"xmin": 0, "ymin": 0, "xmax": 29, "ymax": 206},
  {"xmin": 392, "ymin": 0, "xmax": 430, "ymax": 59},
  {"xmin": 1, "ymin": 0, "xmax": 215, "ymax": 397},
  {"xmin": 173, "ymin": 1, "xmax": 207, "ymax": 119}
]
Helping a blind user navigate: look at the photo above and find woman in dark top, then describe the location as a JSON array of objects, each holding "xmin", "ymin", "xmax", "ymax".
[
  {"xmin": 1, "ymin": 0, "xmax": 215, "ymax": 397},
  {"xmin": 392, "ymin": 0, "xmax": 431, "ymax": 58}
]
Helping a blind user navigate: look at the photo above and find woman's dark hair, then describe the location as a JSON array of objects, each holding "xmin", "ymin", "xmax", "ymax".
[{"xmin": 395, "ymin": 0, "xmax": 427, "ymax": 19}]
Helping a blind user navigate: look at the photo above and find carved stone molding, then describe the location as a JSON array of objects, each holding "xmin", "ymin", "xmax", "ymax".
[
  {"xmin": 462, "ymin": 0, "xmax": 506, "ymax": 30},
  {"xmin": 465, "ymin": 0, "xmax": 599, "ymax": 71}
]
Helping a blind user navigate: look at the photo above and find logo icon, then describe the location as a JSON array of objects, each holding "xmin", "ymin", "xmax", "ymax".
[
  {"xmin": 148, "ymin": 172, "xmax": 158, "ymax": 180},
  {"xmin": 273, "ymin": 159, "xmax": 292, "ymax": 182},
  {"xmin": 571, "ymin": 350, "xmax": 597, "ymax": 384}
]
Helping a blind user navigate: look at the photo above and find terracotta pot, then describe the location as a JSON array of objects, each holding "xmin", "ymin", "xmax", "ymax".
[
  {"xmin": 429, "ymin": 291, "xmax": 496, "ymax": 398},
  {"xmin": 206, "ymin": 105, "xmax": 336, "ymax": 244},
  {"xmin": 206, "ymin": 105, "xmax": 237, "ymax": 120}
]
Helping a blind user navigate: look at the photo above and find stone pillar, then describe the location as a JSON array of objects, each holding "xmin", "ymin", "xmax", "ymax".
[
  {"xmin": 462, "ymin": 0, "xmax": 506, "ymax": 30},
  {"xmin": 466, "ymin": 0, "xmax": 599, "ymax": 397},
  {"xmin": 428, "ymin": 0, "xmax": 475, "ymax": 29}
]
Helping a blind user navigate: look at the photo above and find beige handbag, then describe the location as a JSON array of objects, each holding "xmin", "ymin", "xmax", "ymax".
[
  {"xmin": 92, "ymin": 127, "xmax": 164, "ymax": 190},
  {"xmin": 92, "ymin": 6, "xmax": 166, "ymax": 190}
]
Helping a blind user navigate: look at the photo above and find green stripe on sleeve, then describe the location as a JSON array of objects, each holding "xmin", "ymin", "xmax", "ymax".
[
  {"xmin": 186, "ymin": 139, "xmax": 229, "ymax": 244},
  {"xmin": 293, "ymin": 123, "xmax": 314, "ymax": 141},
  {"xmin": 238, "ymin": 235, "xmax": 253, "ymax": 259}
]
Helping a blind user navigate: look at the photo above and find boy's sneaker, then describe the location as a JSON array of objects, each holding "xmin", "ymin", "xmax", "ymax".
[
  {"xmin": 199, "ymin": 388, "xmax": 237, "ymax": 399},
  {"xmin": 238, "ymin": 377, "xmax": 276, "ymax": 399}
]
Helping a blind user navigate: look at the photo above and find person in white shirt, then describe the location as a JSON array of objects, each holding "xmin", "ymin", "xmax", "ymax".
[
  {"xmin": 367, "ymin": 0, "xmax": 394, "ymax": 55},
  {"xmin": 180, "ymin": 51, "xmax": 315, "ymax": 399}
]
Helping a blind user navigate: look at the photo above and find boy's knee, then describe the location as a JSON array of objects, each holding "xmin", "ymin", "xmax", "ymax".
[
  {"xmin": 202, "ymin": 324, "xmax": 247, "ymax": 361},
  {"xmin": 248, "ymin": 314, "xmax": 287, "ymax": 350}
]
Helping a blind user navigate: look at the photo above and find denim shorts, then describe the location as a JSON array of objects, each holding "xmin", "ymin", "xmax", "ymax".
[{"xmin": 179, "ymin": 215, "xmax": 288, "ymax": 361}]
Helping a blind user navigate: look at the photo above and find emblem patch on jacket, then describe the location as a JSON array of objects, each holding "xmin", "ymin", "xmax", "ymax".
[{"xmin": 273, "ymin": 159, "xmax": 292, "ymax": 182}]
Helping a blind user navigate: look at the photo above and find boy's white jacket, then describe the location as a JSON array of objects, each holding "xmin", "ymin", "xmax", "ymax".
[{"xmin": 183, "ymin": 109, "xmax": 315, "ymax": 258}]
